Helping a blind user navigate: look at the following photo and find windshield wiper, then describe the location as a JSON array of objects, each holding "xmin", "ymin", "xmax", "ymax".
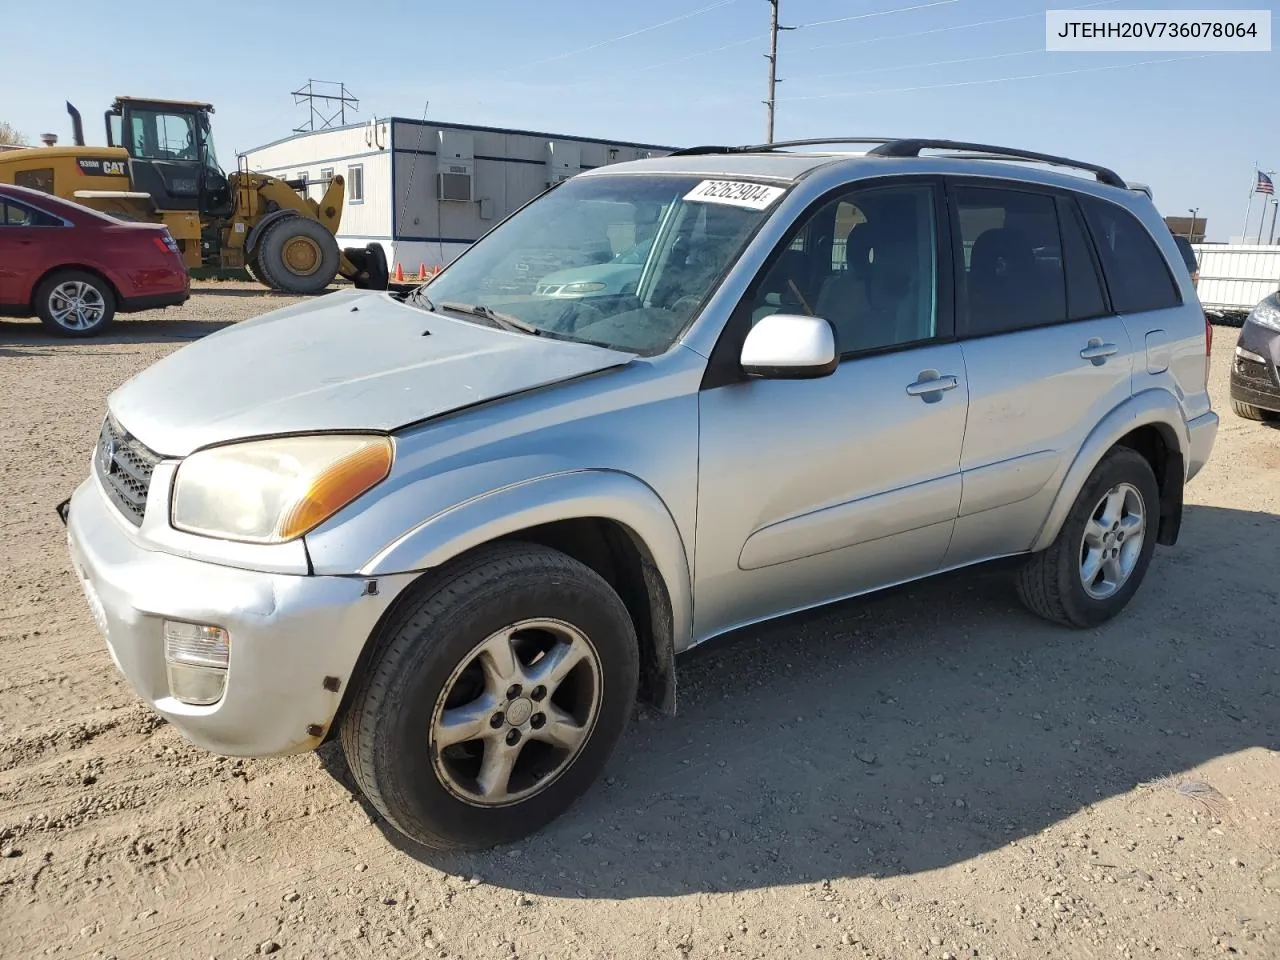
[
  {"xmin": 405, "ymin": 285, "xmax": 436, "ymax": 312},
  {"xmin": 438, "ymin": 301, "xmax": 540, "ymax": 336}
]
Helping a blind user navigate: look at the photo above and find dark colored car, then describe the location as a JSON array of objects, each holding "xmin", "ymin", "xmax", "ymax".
[
  {"xmin": 1230, "ymin": 291, "xmax": 1280, "ymax": 421},
  {"xmin": 1171, "ymin": 234, "xmax": 1200, "ymax": 286},
  {"xmin": 0, "ymin": 183, "xmax": 189, "ymax": 337}
]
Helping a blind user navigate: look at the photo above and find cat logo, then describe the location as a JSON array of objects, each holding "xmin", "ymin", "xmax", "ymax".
[{"xmin": 76, "ymin": 158, "xmax": 128, "ymax": 177}]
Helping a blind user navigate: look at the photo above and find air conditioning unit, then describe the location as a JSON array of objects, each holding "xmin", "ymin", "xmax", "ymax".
[
  {"xmin": 438, "ymin": 160, "xmax": 474, "ymax": 202},
  {"xmin": 437, "ymin": 130, "xmax": 475, "ymax": 203},
  {"xmin": 546, "ymin": 140, "xmax": 581, "ymax": 188}
]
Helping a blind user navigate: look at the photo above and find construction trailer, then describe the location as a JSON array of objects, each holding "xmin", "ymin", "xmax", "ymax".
[{"xmin": 241, "ymin": 119, "xmax": 674, "ymax": 276}]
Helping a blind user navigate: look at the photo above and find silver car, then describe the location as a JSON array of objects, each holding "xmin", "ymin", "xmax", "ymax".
[{"xmin": 61, "ymin": 138, "xmax": 1219, "ymax": 851}]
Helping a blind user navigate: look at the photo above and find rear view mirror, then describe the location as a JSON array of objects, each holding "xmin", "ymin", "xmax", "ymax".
[{"xmin": 740, "ymin": 314, "xmax": 839, "ymax": 379}]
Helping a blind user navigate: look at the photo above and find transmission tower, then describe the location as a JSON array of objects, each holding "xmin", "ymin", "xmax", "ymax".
[{"xmin": 292, "ymin": 80, "xmax": 360, "ymax": 134}]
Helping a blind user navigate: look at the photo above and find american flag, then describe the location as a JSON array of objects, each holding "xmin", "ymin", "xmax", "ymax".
[{"xmin": 1257, "ymin": 171, "xmax": 1276, "ymax": 196}]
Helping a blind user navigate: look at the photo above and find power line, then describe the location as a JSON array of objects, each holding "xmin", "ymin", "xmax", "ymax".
[
  {"xmin": 792, "ymin": 47, "xmax": 1042, "ymax": 83},
  {"xmin": 778, "ymin": 52, "xmax": 1217, "ymax": 102},
  {"xmin": 795, "ymin": 0, "xmax": 1121, "ymax": 52},
  {"xmin": 796, "ymin": 0, "xmax": 960, "ymax": 30},
  {"xmin": 512, "ymin": 0, "xmax": 740, "ymax": 70}
]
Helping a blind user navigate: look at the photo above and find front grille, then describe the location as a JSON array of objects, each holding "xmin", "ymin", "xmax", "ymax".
[{"xmin": 95, "ymin": 416, "xmax": 162, "ymax": 526}]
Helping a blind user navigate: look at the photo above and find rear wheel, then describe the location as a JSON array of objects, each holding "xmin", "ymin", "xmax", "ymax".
[
  {"xmin": 1016, "ymin": 447, "xmax": 1160, "ymax": 628},
  {"xmin": 34, "ymin": 270, "xmax": 116, "ymax": 337},
  {"xmin": 340, "ymin": 542, "xmax": 638, "ymax": 850},
  {"xmin": 256, "ymin": 216, "xmax": 340, "ymax": 295}
]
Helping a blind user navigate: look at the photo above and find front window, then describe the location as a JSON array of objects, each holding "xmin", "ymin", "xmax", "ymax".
[
  {"xmin": 197, "ymin": 113, "xmax": 223, "ymax": 175},
  {"xmin": 127, "ymin": 109, "xmax": 198, "ymax": 161},
  {"xmin": 417, "ymin": 175, "xmax": 782, "ymax": 355}
]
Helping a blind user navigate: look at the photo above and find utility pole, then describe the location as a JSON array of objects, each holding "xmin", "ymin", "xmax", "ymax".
[
  {"xmin": 1187, "ymin": 208, "xmax": 1199, "ymax": 241},
  {"xmin": 764, "ymin": 0, "xmax": 795, "ymax": 143}
]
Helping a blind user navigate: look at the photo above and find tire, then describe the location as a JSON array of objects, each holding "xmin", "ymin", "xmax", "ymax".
[
  {"xmin": 34, "ymin": 270, "xmax": 116, "ymax": 337},
  {"xmin": 1232, "ymin": 399, "xmax": 1267, "ymax": 421},
  {"xmin": 1016, "ymin": 447, "xmax": 1160, "ymax": 628},
  {"xmin": 340, "ymin": 542, "xmax": 639, "ymax": 851},
  {"xmin": 244, "ymin": 251, "xmax": 267, "ymax": 287},
  {"xmin": 256, "ymin": 216, "xmax": 340, "ymax": 295}
]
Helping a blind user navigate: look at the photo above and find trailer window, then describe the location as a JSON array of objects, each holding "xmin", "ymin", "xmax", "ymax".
[{"xmin": 348, "ymin": 164, "xmax": 364, "ymax": 203}]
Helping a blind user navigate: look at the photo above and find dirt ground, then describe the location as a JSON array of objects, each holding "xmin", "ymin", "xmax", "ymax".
[{"xmin": 1, "ymin": 282, "xmax": 1278, "ymax": 960}]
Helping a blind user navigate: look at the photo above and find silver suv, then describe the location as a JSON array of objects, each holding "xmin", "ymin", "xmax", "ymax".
[{"xmin": 61, "ymin": 138, "xmax": 1219, "ymax": 851}]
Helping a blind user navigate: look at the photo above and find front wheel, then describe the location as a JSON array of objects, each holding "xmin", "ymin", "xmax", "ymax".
[
  {"xmin": 340, "ymin": 542, "xmax": 639, "ymax": 850},
  {"xmin": 1016, "ymin": 447, "xmax": 1160, "ymax": 628}
]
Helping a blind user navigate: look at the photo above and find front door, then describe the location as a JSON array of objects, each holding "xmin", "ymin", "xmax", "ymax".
[{"xmin": 692, "ymin": 180, "xmax": 970, "ymax": 642}]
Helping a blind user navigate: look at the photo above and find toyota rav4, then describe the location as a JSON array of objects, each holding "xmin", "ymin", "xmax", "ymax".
[{"xmin": 61, "ymin": 137, "xmax": 1218, "ymax": 851}]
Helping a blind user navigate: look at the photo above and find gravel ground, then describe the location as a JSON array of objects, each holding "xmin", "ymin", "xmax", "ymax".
[{"xmin": 1, "ymin": 282, "xmax": 1278, "ymax": 960}]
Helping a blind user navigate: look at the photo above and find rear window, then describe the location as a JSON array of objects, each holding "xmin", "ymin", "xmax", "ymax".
[{"xmin": 1079, "ymin": 196, "xmax": 1181, "ymax": 314}]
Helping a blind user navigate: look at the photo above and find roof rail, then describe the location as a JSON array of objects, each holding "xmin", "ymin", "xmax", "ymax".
[
  {"xmin": 668, "ymin": 137, "xmax": 902, "ymax": 157},
  {"xmin": 866, "ymin": 139, "xmax": 1126, "ymax": 188},
  {"xmin": 666, "ymin": 137, "xmax": 1127, "ymax": 189}
]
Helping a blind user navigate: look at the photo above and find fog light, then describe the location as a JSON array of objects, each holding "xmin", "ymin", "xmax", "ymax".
[{"xmin": 164, "ymin": 621, "xmax": 229, "ymax": 705}]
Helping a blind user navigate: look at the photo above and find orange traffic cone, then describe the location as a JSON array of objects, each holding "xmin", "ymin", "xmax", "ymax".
[
  {"xmin": 418, "ymin": 263, "xmax": 427, "ymax": 280},
  {"xmin": 394, "ymin": 262, "xmax": 404, "ymax": 282}
]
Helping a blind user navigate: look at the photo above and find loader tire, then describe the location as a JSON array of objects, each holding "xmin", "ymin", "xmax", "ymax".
[
  {"xmin": 244, "ymin": 251, "xmax": 267, "ymax": 287},
  {"xmin": 257, "ymin": 216, "xmax": 341, "ymax": 295}
]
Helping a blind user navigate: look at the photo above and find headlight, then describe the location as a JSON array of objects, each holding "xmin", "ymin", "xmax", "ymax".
[
  {"xmin": 171, "ymin": 434, "xmax": 393, "ymax": 543},
  {"xmin": 559, "ymin": 281, "xmax": 606, "ymax": 295},
  {"xmin": 1247, "ymin": 296, "xmax": 1280, "ymax": 332}
]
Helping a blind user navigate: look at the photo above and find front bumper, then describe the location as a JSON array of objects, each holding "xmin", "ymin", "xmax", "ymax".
[
  {"xmin": 63, "ymin": 475, "xmax": 416, "ymax": 757},
  {"xmin": 1230, "ymin": 319, "xmax": 1280, "ymax": 414}
]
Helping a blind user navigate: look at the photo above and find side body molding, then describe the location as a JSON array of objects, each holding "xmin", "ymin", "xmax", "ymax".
[
  {"xmin": 1030, "ymin": 389, "xmax": 1190, "ymax": 554},
  {"xmin": 359, "ymin": 467, "xmax": 695, "ymax": 658}
]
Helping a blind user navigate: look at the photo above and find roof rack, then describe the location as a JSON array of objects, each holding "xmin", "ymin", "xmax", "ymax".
[
  {"xmin": 865, "ymin": 139, "xmax": 1126, "ymax": 188},
  {"xmin": 667, "ymin": 137, "xmax": 1126, "ymax": 188}
]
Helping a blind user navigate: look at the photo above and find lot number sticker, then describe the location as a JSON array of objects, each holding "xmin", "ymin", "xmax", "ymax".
[{"xmin": 684, "ymin": 180, "xmax": 786, "ymax": 211}]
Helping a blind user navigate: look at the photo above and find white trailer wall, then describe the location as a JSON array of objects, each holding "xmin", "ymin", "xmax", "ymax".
[
  {"xmin": 243, "ymin": 119, "xmax": 671, "ymax": 276},
  {"xmin": 1192, "ymin": 243, "xmax": 1280, "ymax": 313},
  {"xmin": 388, "ymin": 120, "xmax": 669, "ymax": 272}
]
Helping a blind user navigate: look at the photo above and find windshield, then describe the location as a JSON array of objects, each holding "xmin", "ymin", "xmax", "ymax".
[
  {"xmin": 198, "ymin": 113, "xmax": 223, "ymax": 175},
  {"xmin": 416, "ymin": 175, "xmax": 782, "ymax": 354}
]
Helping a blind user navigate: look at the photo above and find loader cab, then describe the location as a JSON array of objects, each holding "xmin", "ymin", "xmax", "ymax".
[{"xmin": 105, "ymin": 97, "xmax": 233, "ymax": 219}]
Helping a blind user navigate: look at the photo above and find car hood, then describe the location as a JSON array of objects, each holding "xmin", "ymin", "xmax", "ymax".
[{"xmin": 108, "ymin": 289, "xmax": 634, "ymax": 456}]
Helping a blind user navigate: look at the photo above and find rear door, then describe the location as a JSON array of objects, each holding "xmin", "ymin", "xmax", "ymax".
[{"xmin": 942, "ymin": 181, "xmax": 1135, "ymax": 566}]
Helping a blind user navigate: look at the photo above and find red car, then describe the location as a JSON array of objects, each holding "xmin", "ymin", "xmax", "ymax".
[{"xmin": 0, "ymin": 183, "xmax": 189, "ymax": 337}]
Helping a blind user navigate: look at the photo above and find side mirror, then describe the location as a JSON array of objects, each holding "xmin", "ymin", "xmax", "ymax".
[{"xmin": 740, "ymin": 313, "xmax": 838, "ymax": 380}]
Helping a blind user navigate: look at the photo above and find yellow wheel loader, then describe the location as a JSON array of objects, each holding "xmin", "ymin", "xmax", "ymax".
[{"xmin": 0, "ymin": 98, "xmax": 388, "ymax": 295}]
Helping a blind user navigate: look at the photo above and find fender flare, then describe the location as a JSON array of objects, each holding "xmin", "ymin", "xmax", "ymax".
[
  {"xmin": 245, "ymin": 209, "xmax": 299, "ymax": 257},
  {"xmin": 359, "ymin": 469, "xmax": 694, "ymax": 705},
  {"xmin": 1030, "ymin": 389, "xmax": 1189, "ymax": 553}
]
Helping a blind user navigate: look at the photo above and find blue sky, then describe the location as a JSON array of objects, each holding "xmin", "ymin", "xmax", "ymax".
[{"xmin": 3, "ymin": 0, "xmax": 1276, "ymax": 240}]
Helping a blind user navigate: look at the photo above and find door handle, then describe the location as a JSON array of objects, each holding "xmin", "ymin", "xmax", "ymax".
[
  {"xmin": 905, "ymin": 374, "xmax": 959, "ymax": 397},
  {"xmin": 1080, "ymin": 339, "xmax": 1118, "ymax": 364}
]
